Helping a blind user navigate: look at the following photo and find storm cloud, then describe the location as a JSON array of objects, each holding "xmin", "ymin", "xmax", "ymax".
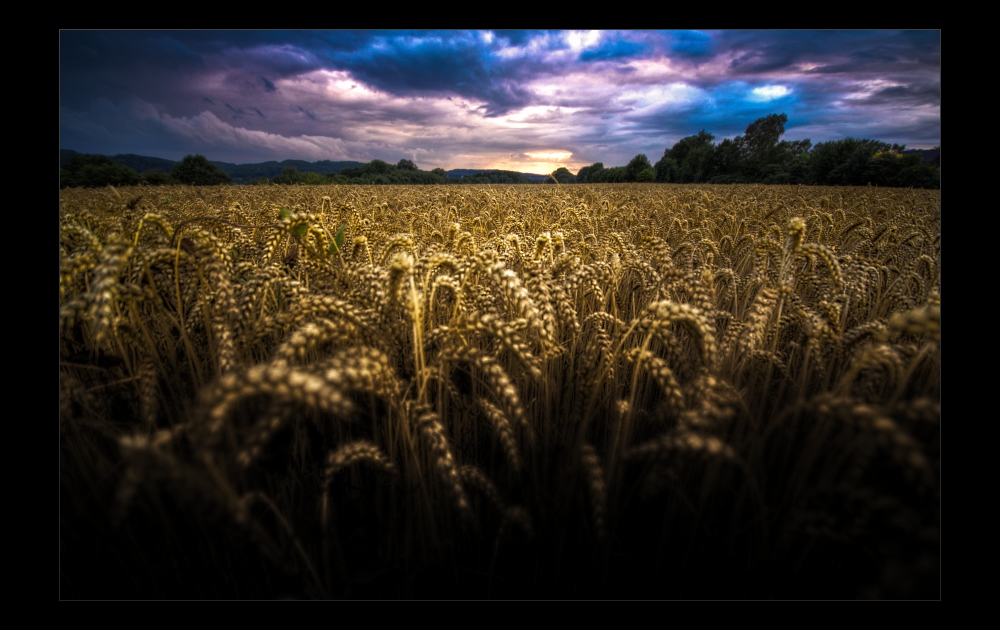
[{"xmin": 59, "ymin": 30, "xmax": 940, "ymax": 174}]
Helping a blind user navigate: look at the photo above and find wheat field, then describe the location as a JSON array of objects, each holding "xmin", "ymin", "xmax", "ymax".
[{"xmin": 59, "ymin": 183, "xmax": 940, "ymax": 599}]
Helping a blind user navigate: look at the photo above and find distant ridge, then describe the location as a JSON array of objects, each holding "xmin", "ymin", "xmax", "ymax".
[
  {"xmin": 902, "ymin": 148, "xmax": 941, "ymax": 166},
  {"xmin": 211, "ymin": 159, "xmax": 366, "ymax": 183},
  {"xmin": 61, "ymin": 150, "xmax": 551, "ymax": 184},
  {"xmin": 103, "ymin": 153, "xmax": 176, "ymax": 174},
  {"xmin": 445, "ymin": 168, "xmax": 549, "ymax": 183}
]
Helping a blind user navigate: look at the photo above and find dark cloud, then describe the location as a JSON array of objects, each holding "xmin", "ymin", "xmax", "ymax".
[
  {"xmin": 60, "ymin": 31, "xmax": 206, "ymax": 80},
  {"xmin": 801, "ymin": 116, "xmax": 940, "ymax": 149},
  {"xmin": 718, "ymin": 30, "xmax": 940, "ymax": 75},
  {"xmin": 327, "ymin": 32, "xmax": 538, "ymax": 115},
  {"xmin": 261, "ymin": 77, "xmax": 276, "ymax": 92},
  {"xmin": 491, "ymin": 30, "xmax": 542, "ymax": 47},
  {"xmin": 295, "ymin": 105, "xmax": 317, "ymax": 121},
  {"xmin": 668, "ymin": 31, "xmax": 713, "ymax": 59},
  {"xmin": 858, "ymin": 83, "xmax": 941, "ymax": 107},
  {"xmin": 580, "ymin": 40, "xmax": 646, "ymax": 62},
  {"xmin": 478, "ymin": 81, "xmax": 537, "ymax": 117},
  {"xmin": 808, "ymin": 46, "xmax": 939, "ymax": 74},
  {"xmin": 146, "ymin": 36, "xmax": 204, "ymax": 69},
  {"xmin": 60, "ymin": 32, "xmax": 217, "ymax": 112}
]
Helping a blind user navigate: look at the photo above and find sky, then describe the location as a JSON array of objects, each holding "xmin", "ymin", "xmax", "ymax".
[{"xmin": 59, "ymin": 30, "xmax": 941, "ymax": 175}]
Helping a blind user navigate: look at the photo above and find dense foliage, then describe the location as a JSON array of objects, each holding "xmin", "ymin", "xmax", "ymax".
[
  {"xmin": 60, "ymin": 154, "xmax": 142, "ymax": 188},
  {"xmin": 171, "ymin": 154, "xmax": 232, "ymax": 186},
  {"xmin": 451, "ymin": 170, "xmax": 534, "ymax": 184},
  {"xmin": 337, "ymin": 159, "xmax": 451, "ymax": 185},
  {"xmin": 575, "ymin": 114, "xmax": 939, "ymax": 188},
  {"xmin": 645, "ymin": 114, "xmax": 937, "ymax": 188}
]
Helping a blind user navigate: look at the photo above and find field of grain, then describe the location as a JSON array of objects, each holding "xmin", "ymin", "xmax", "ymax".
[{"xmin": 60, "ymin": 183, "xmax": 940, "ymax": 599}]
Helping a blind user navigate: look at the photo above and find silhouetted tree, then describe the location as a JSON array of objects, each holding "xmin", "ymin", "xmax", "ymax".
[
  {"xmin": 140, "ymin": 170, "xmax": 176, "ymax": 185},
  {"xmin": 654, "ymin": 154, "xmax": 679, "ymax": 182},
  {"xmin": 299, "ymin": 171, "xmax": 327, "ymax": 184},
  {"xmin": 654, "ymin": 130, "xmax": 715, "ymax": 182},
  {"xmin": 171, "ymin": 154, "xmax": 231, "ymax": 185},
  {"xmin": 707, "ymin": 138, "xmax": 745, "ymax": 182},
  {"xmin": 809, "ymin": 138, "xmax": 892, "ymax": 185},
  {"xmin": 743, "ymin": 113, "xmax": 788, "ymax": 169},
  {"xmin": 271, "ymin": 166, "xmax": 302, "ymax": 185},
  {"xmin": 60, "ymin": 154, "xmax": 140, "ymax": 188},
  {"xmin": 551, "ymin": 167, "xmax": 577, "ymax": 184},
  {"xmin": 625, "ymin": 154, "xmax": 653, "ymax": 182},
  {"xmin": 863, "ymin": 150, "xmax": 940, "ymax": 188},
  {"xmin": 585, "ymin": 162, "xmax": 605, "ymax": 182},
  {"xmin": 361, "ymin": 160, "xmax": 393, "ymax": 176}
]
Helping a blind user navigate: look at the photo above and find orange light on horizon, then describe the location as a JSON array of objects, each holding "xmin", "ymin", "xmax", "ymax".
[{"xmin": 486, "ymin": 160, "xmax": 586, "ymax": 176}]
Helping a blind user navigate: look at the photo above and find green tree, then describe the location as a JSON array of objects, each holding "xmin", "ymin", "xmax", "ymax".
[
  {"xmin": 706, "ymin": 138, "xmax": 744, "ymax": 182},
  {"xmin": 585, "ymin": 162, "xmax": 605, "ymax": 182},
  {"xmin": 271, "ymin": 166, "xmax": 302, "ymax": 185},
  {"xmin": 743, "ymin": 113, "xmax": 788, "ymax": 173},
  {"xmin": 681, "ymin": 144, "xmax": 714, "ymax": 182},
  {"xmin": 457, "ymin": 171, "xmax": 532, "ymax": 184},
  {"xmin": 397, "ymin": 159, "xmax": 418, "ymax": 171},
  {"xmin": 668, "ymin": 130, "xmax": 714, "ymax": 165},
  {"xmin": 655, "ymin": 130, "xmax": 715, "ymax": 182},
  {"xmin": 784, "ymin": 152, "xmax": 812, "ymax": 185},
  {"xmin": 653, "ymin": 154, "xmax": 678, "ymax": 182},
  {"xmin": 171, "ymin": 154, "xmax": 231, "ymax": 185},
  {"xmin": 299, "ymin": 171, "xmax": 327, "ymax": 185},
  {"xmin": 624, "ymin": 154, "xmax": 652, "ymax": 182},
  {"xmin": 863, "ymin": 151, "xmax": 939, "ymax": 188},
  {"xmin": 326, "ymin": 173, "xmax": 352, "ymax": 184},
  {"xmin": 60, "ymin": 154, "xmax": 140, "ymax": 188},
  {"xmin": 140, "ymin": 170, "xmax": 176, "ymax": 185},
  {"xmin": 603, "ymin": 166, "xmax": 627, "ymax": 182},
  {"xmin": 809, "ymin": 138, "xmax": 891, "ymax": 185},
  {"xmin": 551, "ymin": 167, "xmax": 577, "ymax": 184},
  {"xmin": 361, "ymin": 160, "xmax": 393, "ymax": 177}
]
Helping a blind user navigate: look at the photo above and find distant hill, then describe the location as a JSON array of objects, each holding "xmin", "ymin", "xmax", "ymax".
[
  {"xmin": 60, "ymin": 149, "xmax": 84, "ymax": 167},
  {"xmin": 210, "ymin": 159, "xmax": 366, "ymax": 183},
  {"xmin": 902, "ymin": 148, "xmax": 940, "ymax": 166},
  {"xmin": 110, "ymin": 153, "xmax": 177, "ymax": 174},
  {"xmin": 60, "ymin": 150, "xmax": 550, "ymax": 184},
  {"xmin": 61, "ymin": 150, "xmax": 367, "ymax": 183},
  {"xmin": 61, "ymin": 149, "xmax": 175, "ymax": 174},
  {"xmin": 446, "ymin": 168, "xmax": 549, "ymax": 183}
]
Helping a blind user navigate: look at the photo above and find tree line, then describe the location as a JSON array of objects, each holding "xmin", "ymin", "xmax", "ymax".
[
  {"xmin": 572, "ymin": 113, "xmax": 939, "ymax": 188},
  {"xmin": 60, "ymin": 113, "xmax": 939, "ymax": 189},
  {"xmin": 59, "ymin": 154, "xmax": 542, "ymax": 188},
  {"xmin": 60, "ymin": 154, "xmax": 233, "ymax": 188}
]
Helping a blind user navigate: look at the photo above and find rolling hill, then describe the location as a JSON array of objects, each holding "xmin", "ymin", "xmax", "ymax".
[{"xmin": 60, "ymin": 150, "xmax": 550, "ymax": 184}]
